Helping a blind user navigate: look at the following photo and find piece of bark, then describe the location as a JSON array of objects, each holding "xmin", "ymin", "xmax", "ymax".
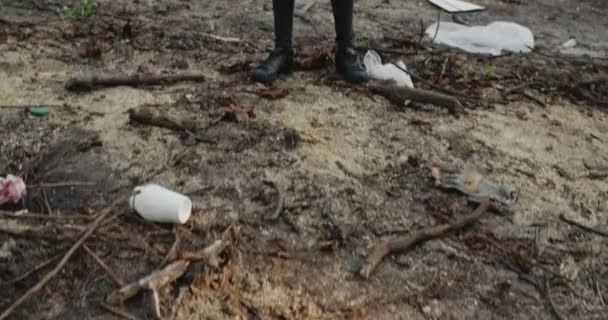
[
  {"xmin": 65, "ymin": 74, "xmax": 205, "ymax": 92},
  {"xmin": 367, "ymin": 82, "xmax": 464, "ymax": 114},
  {"xmin": 128, "ymin": 107, "xmax": 198, "ymax": 132}
]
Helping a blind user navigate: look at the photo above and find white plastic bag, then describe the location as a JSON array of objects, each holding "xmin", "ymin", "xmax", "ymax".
[
  {"xmin": 425, "ymin": 21, "xmax": 534, "ymax": 55},
  {"xmin": 364, "ymin": 50, "xmax": 414, "ymax": 88},
  {"xmin": 0, "ymin": 175, "xmax": 26, "ymax": 206}
]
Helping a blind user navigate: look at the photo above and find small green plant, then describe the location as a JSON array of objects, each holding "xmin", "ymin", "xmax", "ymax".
[
  {"xmin": 481, "ymin": 63, "xmax": 496, "ymax": 78},
  {"xmin": 355, "ymin": 31, "xmax": 369, "ymax": 47},
  {"xmin": 62, "ymin": 0, "xmax": 97, "ymax": 20}
]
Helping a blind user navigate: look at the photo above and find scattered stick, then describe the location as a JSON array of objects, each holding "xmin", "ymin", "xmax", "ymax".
[
  {"xmin": 100, "ymin": 302, "xmax": 140, "ymax": 320},
  {"xmin": 83, "ymin": 245, "xmax": 126, "ymax": 287},
  {"xmin": 0, "ymin": 194, "xmax": 128, "ymax": 320},
  {"xmin": 177, "ymin": 240, "xmax": 227, "ymax": 268},
  {"xmin": 0, "ymin": 253, "xmax": 62, "ymax": 286},
  {"xmin": 129, "ymin": 107, "xmax": 198, "ymax": 132},
  {"xmin": 263, "ymin": 180, "xmax": 285, "ymax": 221},
  {"xmin": 199, "ymin": 32, "xmax": 242, "ymax": 44},
  {"xmin": 29, "ymin": 181, "xmax": 96, "ymax": 188},
  {"xmin": 159, "ymin": 232, "xmax": 180, "ymax": 268},
  {"xmin": 0, "ymin": 104, "xmax": 62, "ymax": 109},
  {"xmin": 367, "ymin": 82, "xmax": 464, "ymax": 115},
  {"xmin": 558, "ymin": 214, "xmax": 608, "ymax": 238},
  {"xmin": 65, "ymin": 74, "xmax": 206, "ymax": 92},
  {"xmin": 128, "ymin": 107, "xmax": 217, "ymax": 145},
  {"xmin": 106, "ymin": 260, "xmax": 190, "ymax": 318},
  {"xmin": 0, "ymin": 211, "xmax": 93, "ymax": 221},
  {"xmin": 360, "ymin": 200, "xmax": 490, "ymax": 279}
]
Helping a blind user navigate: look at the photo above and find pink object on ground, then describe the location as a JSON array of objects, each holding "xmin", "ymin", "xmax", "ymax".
[{"xmin": 0, "ymin": 175, "xmax": 27, "ymax": 206}]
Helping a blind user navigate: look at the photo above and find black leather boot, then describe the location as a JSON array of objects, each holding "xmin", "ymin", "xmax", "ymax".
[
  {"xmin": 252, "ymin": 0, "xmax": 294, "ymax": 83},
  {"xmin": 252, "ymin": 47, "xmax": 294, "ymax": 83},
  {"xmin": 331, "ymin": 0, "xmax": 368, "ymax": 83},
  {"xmin": 335, "ymin": 46, "xmax": 368, "ymax": 83}
]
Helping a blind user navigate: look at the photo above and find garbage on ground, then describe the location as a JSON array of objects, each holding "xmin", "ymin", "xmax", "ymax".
[
  {"xmin": 28, "ymin": 106, "xmax": 50, "ymax": 117},
  {"xmin": 561, "ymin": 38, "xmax": 577, "ymax": 49},
  {"xmin": 129, "ymin": 184, "xmax": 192, "ymax": 224},
  {"xmin": 431, "ymin": 166, "xmax": 519, "ymax": 206},
  {"xmin": 426, "ymin": 0, "xmax": 484, "ymax": 13},
  {"xmin": 0, "ymin": 238, "xmax": 17, "ymax": 258},
  {"xmin": 425, "ymin": 21, "xmax": 534, "ymax": 56},
  {"xmin": 364, "ymin": 50, "xmax": 414, "ymax": 88},
  {"xmin": 0, "ymin": 175, "xmax": 26, "ymax": 206}
]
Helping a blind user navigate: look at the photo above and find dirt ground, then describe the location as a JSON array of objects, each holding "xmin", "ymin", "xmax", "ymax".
[{"xmin": 1, "ymin": 0, "xmax": 607, "ymax": 319}]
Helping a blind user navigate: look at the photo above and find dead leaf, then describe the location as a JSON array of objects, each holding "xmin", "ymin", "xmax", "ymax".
[
  {"xmin": 82, "ymin": 38, "xmax": 102, "ymax": 59},
  {"xmin": 256, "ymin": 85, "xmax": 289, "ymax": 100},
  {"xmin": 295, "ymin": 44, "xmax": 333, "ymax": 70},
  {"xmin": 219, "ymin": 59, "xmax": 254, "ymax": 74},
  {"xmin": 219, "ymin": 105, "xmax": 255, "ymax": 123}
]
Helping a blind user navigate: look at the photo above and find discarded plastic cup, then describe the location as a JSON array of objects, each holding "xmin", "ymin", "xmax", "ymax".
[{"xmin": 129, "ymin": 184, "xmax": 192, "ymax": 224}]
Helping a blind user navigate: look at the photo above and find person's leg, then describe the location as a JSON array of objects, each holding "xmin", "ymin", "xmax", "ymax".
[
  {"xmin": 253, "ymin": 0, "xmax": 295, "ymax": 83},
  {"xmin": 331, "ymin": 0, "xmax": 367, "ymax": 83}
]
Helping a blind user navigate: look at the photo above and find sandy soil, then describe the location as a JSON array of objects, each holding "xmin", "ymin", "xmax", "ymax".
[{"xmin": 1, "ymin": 0, "xmax": 607, "ymax": 319}]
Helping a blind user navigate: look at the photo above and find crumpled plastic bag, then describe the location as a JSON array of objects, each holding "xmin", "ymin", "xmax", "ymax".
[
  {"xmin": 425, "ymin": 21, "xmax": 534, "ymax": 55},
  {"xmin": 0, "ymin": 175, "xmax": 26, "ymax": 206},
  {"xmin": 363, "ymin": 50, "xmax": 414, "ymax": 88}
]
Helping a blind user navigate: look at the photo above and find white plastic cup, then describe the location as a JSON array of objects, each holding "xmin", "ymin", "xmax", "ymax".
[{"xmin": 129, "ymin": 184, "xmax": 192, "ymax": 224}]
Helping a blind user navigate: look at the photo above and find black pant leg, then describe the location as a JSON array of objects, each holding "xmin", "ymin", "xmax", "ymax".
[
  {"xmin": 330, "ymin": 0, "xmax": 354, "ymax": 47},
  {"xmin": 273, "ymin": 0, "xmax": 295, "ymax": 49}
]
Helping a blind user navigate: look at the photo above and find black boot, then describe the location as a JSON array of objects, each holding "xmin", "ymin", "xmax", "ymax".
[
  {"xmin": 331, "ymin": 0, "xmax": 368, "ymax": 83},
  {"xmin": 252, "ymin": 0, "xmax": 295, "ymax": 83}
]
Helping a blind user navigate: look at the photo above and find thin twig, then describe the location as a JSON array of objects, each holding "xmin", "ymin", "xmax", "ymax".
[
  {"xmin": 360, "ymin": 200, "xmax": 490, "ymax": 279},
  {"xmin": 0, "ymin": 253, "xmax": 63, "ymax": 286},
  {"xmin": 159, "ymin": 231, "xmax": 180, "ymax": 268},
  {"xmin": 29, "ymin": 181, "xmax": 96, "ymax": 188},
  {"xmin": 558, "ymin": 214, "xmax": 608, "ymax": 237},
  {"xmin": 100, "ymin": 303, "xmax": 139, "ymax": 320},
  {"xmin": 543, "ymin": 278, "xmax": 566, "ymax": 320},
  {"xmin": 0, "ymin": 194, "xmax": 128, "ymax": 320},
  {"xmin": 0, "ymin": 212, "xmax": 93, "ymax": 221},
  {"xmin": 83, "ymin": 245, "xmax": 125, "ymax": 287},
  {"xmin": 263, "ymin": 180, "xmax": 284, "ymax": 221},
  {"xmin": 42, "ymin": 189, "xmax": 53, "ymax": 215}
]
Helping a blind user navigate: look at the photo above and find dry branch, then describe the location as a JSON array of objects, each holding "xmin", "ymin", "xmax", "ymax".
[
  {"xmin": 367, "ymin": 82, "xmax": 464, "ymax": 115},
  {"xmin": 0, "ymin": 194, "xmax": 128, "ymax": 320},
  {"xmin": 129, "ymin": 107, "xmax": 198, "ymax": 132},
  {"xmin": 106, "ymin": 240, "xmax": 227, "ymax": 318},
  {"xmin": 105, "ymin": 260, "xmax": 190, "ymax": 306},
  {"xmin": 65, "ymin": 74, "xmax": 205, "ymax": 92},
  {"xmin": 128, "ymin": 107, "xmax": 217, "ymax": 145},
  {"xmin": 360, "ymin": 200, "xmax": 490, "ymax": 279},
  {"xmin": 177, "ymin": 240, "xmax": 227, "ymax": 268},
  {"xmin": 83, "ymin": 245, "xmax": 126, "ymax": 287}
]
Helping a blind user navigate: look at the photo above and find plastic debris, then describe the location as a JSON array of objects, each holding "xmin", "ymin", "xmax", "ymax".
[
  {"xmin": 0, "ymin": 175, "xmax": 26, "ymax": 206},
  {"xmin": 561, "ymin": 39, "xmax": 577, "ymax": 49},
  {"xmin": 427, "ymin": 0, "xmax": 484, "ymax": 13},
  {"xmin": 431, "ymin": 166, "xmax": 519, "ymax": 206},
  {"xmin": 425, "ymin": 21, "xmax": 534, "ymax": 55},
  {"xmin": 129, "ymin": 184, "xmax": 192, "ymax": 224},
  {"xmin": 363, "ymin": 50, "xmax": 414, "ymax": 88},
  {"xmin": 28, "ymin": 106, "xmax": 50, "ymax": 117}
]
